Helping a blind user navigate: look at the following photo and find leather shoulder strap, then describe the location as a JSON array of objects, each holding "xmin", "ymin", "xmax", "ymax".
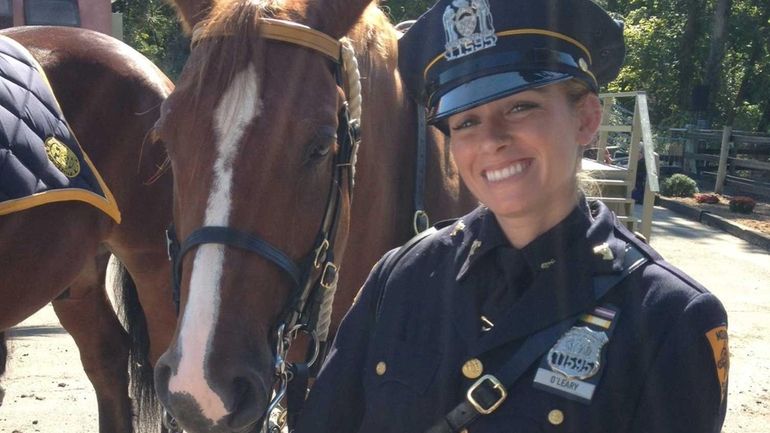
[{"xmin": 375, "ymin": 225, "xmax": 440, "ymax": 320}]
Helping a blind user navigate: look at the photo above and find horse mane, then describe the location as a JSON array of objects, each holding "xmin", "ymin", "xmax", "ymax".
[{"xmin": 187, "ymin": 0, "xmax": 396, "ymax": 105}]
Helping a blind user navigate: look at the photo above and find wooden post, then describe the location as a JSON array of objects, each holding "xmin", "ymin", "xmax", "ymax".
[
  {"xmin": 627, "ymin": 98, "xmax": 641, "ymax": 199},
  {"xmin": 636, "ymin": 93, "xmax": 659, "ymax": 192},
  {"xmin": 640, "ymin": 152, "xmax": 659, "ymax": 242},
  {"xmin": 685, "ymin": 124, "xmax": 696, "ymax": 174},
  {"xmin": 715, "ymin": 125, "xmax": 732, "ymax": 194}
]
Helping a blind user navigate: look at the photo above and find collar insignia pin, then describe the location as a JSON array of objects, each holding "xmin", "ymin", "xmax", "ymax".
[
  {"xmin": 443, "ymin": 0, "xmax": 497, "ymax": 60},
  {"xmin": 451, "ymin": 220, "xmax": 466, "ymax": 237},
  {"xmin": 593, "ymin": 243, "xmax": 614, "ymax": 261},
  {"xmin": 469, "ymin": 239, "xmax": 482, "ymax": 257},
  {"xmin": 540, "ymin": 259, "xmax": 556, "ymax": 270},
  {"xmin": 480, "ymin": 315, "xmax": 495, "ymax": 332}
]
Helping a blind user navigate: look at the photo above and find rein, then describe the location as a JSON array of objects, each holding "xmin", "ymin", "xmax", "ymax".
[{"xmin": 166, "ymin": 18, "xmax": 362, "ymax": 433}]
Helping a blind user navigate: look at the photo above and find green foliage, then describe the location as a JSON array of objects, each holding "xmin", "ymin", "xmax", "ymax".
[
  {"xmin": 661, "ymin": 174, "xmax": 699, "ymax": 197},
  {"xmin": 608, "ymin": 9, "xmax": 687, "ymax": 127},
  {"xmin": 108, "ymin": 0, "xmax": 770, "ymax": 134},
  {"xmin": 112, "ymin": 0, "xmax": 189, "ymax": 80},
  {"xmin": 381, "ymin": 0, "xmax": 435, "ymax": 24}
]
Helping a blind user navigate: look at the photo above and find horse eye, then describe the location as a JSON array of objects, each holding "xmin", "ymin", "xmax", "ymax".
[{"xmin": 309, "ymin": 126, "xmax": 337, "ymax": 160}]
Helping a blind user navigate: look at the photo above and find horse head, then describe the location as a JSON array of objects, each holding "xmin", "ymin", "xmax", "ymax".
[{"xmin": 153, "ymin": 0, "xmax": 382, "ymax": 432}]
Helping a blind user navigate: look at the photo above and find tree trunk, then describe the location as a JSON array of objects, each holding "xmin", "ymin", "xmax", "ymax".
[
  {"xmin": 726, "ymin": 6, "xmax": 770, "ymax": 125},
  {"xmin": 677, "ymin": 0, "xmax": 703, "ymax": 109},
  {"xmin": 704, "ymin": 0, "xmax": 733, "ymax": 124},
  {"xmin": 759, "ymin": 101, "xmax": 770, "ymax": 133}
]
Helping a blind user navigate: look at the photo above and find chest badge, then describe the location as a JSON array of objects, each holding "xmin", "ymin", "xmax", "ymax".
[
  {"xmin": 443, "ymin": 0, "xmax": 497, "ymax": 60},
  {"xmin": 548, "ymin": 326, "xmax": 608, "ymax": 380},
  {"xmin": 533, "ymin": 306, "xmax": 619, "ymax": 404}
]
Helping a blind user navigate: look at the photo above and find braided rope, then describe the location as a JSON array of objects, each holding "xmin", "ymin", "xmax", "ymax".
[
  {"xmin": 340, "ymin": 38, "xmax": 362, "ymax": 181},
  {"xmin": 340, "ymin": 38, "xmax": 362, "ymax": 125}
]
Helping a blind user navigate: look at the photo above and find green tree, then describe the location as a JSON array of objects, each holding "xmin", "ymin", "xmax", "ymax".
[
  {"xmin": 111, "ymin": 0, "xmax": 770, "ymax": 133},
  {"xmin": 381, "ymin": 0, "xmax": 435, "ymax": 23},
  {"xmin": 112, "ymin": 0, "xmax": 189, "ymax": 80}
]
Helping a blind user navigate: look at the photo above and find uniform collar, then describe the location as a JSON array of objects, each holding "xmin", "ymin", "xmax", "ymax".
[
  {"xmin": 585, "ymin": 200, "xmax": 627, "ymax": 275},
  {"xmin": 450, "ymin": 198, "xmax": 630, "ymax": 352},
  {"xmin": 456, "ymin": 199, "xmax": 593, "ymax": 281}
]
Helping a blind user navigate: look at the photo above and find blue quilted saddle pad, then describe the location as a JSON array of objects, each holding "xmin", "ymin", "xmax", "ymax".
[{"xmin": 0, "ymin": 35, "xmax": 120, "ymax": 222}]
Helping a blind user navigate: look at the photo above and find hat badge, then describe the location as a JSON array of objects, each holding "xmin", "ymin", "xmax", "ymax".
[{"xmin": 443, "ymin": 0, "xmax": 497, "ymax": 60}]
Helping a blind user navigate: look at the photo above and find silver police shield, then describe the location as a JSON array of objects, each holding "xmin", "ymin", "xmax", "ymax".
[
  {"xmin": 442, "ymin": 0, "xmax": 497, "ymax": 60},
  {"xmin": 547, "ymin": 326, "xmax": 609, "ymax": 380}
]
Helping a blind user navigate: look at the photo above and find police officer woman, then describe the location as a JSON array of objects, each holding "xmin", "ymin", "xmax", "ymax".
[{"xmin": 296, "ymin": 0, "xmax": 729, "ymax": 432}]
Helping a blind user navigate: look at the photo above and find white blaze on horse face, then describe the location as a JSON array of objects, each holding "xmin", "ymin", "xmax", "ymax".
[{"xmin": 168, "ymin": 63, "xmax": 262, "ymax": 423}]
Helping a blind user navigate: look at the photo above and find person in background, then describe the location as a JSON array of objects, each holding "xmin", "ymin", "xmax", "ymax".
[{"xmin": 296, "ymin": 0, "xmax": 729, "ymax": 432}]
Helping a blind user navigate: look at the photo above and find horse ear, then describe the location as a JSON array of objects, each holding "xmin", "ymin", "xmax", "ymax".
[
  {"xmin": 305, "ymin": 0, "xmax": 372, "ymax": 39},
  {"xmin": 167, "ymin": 0, "xmax": 214, "ymax": 34}
]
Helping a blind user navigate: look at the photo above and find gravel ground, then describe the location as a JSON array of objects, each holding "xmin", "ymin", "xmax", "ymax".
[{"xmin": 1, "ymin": 204, "xmax": 768, "ymax": 432}]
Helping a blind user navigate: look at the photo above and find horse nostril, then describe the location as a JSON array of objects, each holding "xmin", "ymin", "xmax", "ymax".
[
  {"xmin": 153, "ymin": 353, "xmax": 175, "ymax": 407},
  {"xmin": 226, "ymin": 374, "xmax": 269, "ymax": 431}
]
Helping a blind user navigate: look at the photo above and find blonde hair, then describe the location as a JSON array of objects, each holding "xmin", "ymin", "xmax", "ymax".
[{"xmin": 558, "ymin": 79, "xmax": 601, "ymax": 197}]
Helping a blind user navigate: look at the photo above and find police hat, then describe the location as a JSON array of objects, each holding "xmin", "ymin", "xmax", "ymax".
[{"xmin": 398, "ymin": 0, "xmax": 625, "ymax": 125}]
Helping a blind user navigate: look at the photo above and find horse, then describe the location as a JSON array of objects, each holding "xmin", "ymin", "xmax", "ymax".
[
  {"xmin": 150, "ymin": 1, "xmax": 476, "ymax": 432},
  {"xmin": 0, "ymin": 26, "xmax": 176, "ymax": 433}
]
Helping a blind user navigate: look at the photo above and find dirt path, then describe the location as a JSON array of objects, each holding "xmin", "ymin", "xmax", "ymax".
[
  {"xmin": 1, "ymin": 204, "xmax": 769, "ymax": 432},
  {"xmin": 0, "ymin": 306, "xmax": 97, "ymax": 433}
]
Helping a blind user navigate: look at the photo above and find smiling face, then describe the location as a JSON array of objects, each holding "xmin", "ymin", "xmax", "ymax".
[{"xmin": 447, "ymin": 80, "xmax": 600, "ymax": 244}]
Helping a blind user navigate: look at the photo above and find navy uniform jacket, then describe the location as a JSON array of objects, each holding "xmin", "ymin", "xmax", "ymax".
[{"xmin": 296, "ymin": 200, "xmax": 729, "ymax": 433}]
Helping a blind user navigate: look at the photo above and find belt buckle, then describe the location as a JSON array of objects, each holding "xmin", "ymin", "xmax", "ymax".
[{"xmin": 466, "ymin": 374, "xmax": 507, "ymax": 415}]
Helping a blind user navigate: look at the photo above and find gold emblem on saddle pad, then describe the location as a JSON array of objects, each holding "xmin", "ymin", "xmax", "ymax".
[{"xmin": 45, "ymin": 136, "xmax": 80, "ymax": 178}]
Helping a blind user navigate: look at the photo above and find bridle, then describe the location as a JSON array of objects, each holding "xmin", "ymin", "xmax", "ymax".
[{"xmin": 164, "ymin": 18, "xmax": 362, "ymax": 433}]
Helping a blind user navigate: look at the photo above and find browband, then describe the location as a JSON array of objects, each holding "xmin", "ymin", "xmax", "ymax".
[{"xmin": 191, "ymin": 18, "xmax": 342, "ymax": 63}]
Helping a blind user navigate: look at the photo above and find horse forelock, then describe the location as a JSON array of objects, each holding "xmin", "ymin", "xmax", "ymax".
[{"xmin": 186, "ymin": 0, "xmax": 395, "ymax": 103}]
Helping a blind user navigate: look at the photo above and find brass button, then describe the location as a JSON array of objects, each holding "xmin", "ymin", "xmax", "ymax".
[
  {"xmin": 375, "ymin": 361, "xmax": 387, "ymax": 376},
  {"xmin": 548, "ymin": 409, "xmax": 564, "ymax": 425},
  {"xmin": 461, "ymin": 358, "xmax": 483, "ymax": 379}
]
